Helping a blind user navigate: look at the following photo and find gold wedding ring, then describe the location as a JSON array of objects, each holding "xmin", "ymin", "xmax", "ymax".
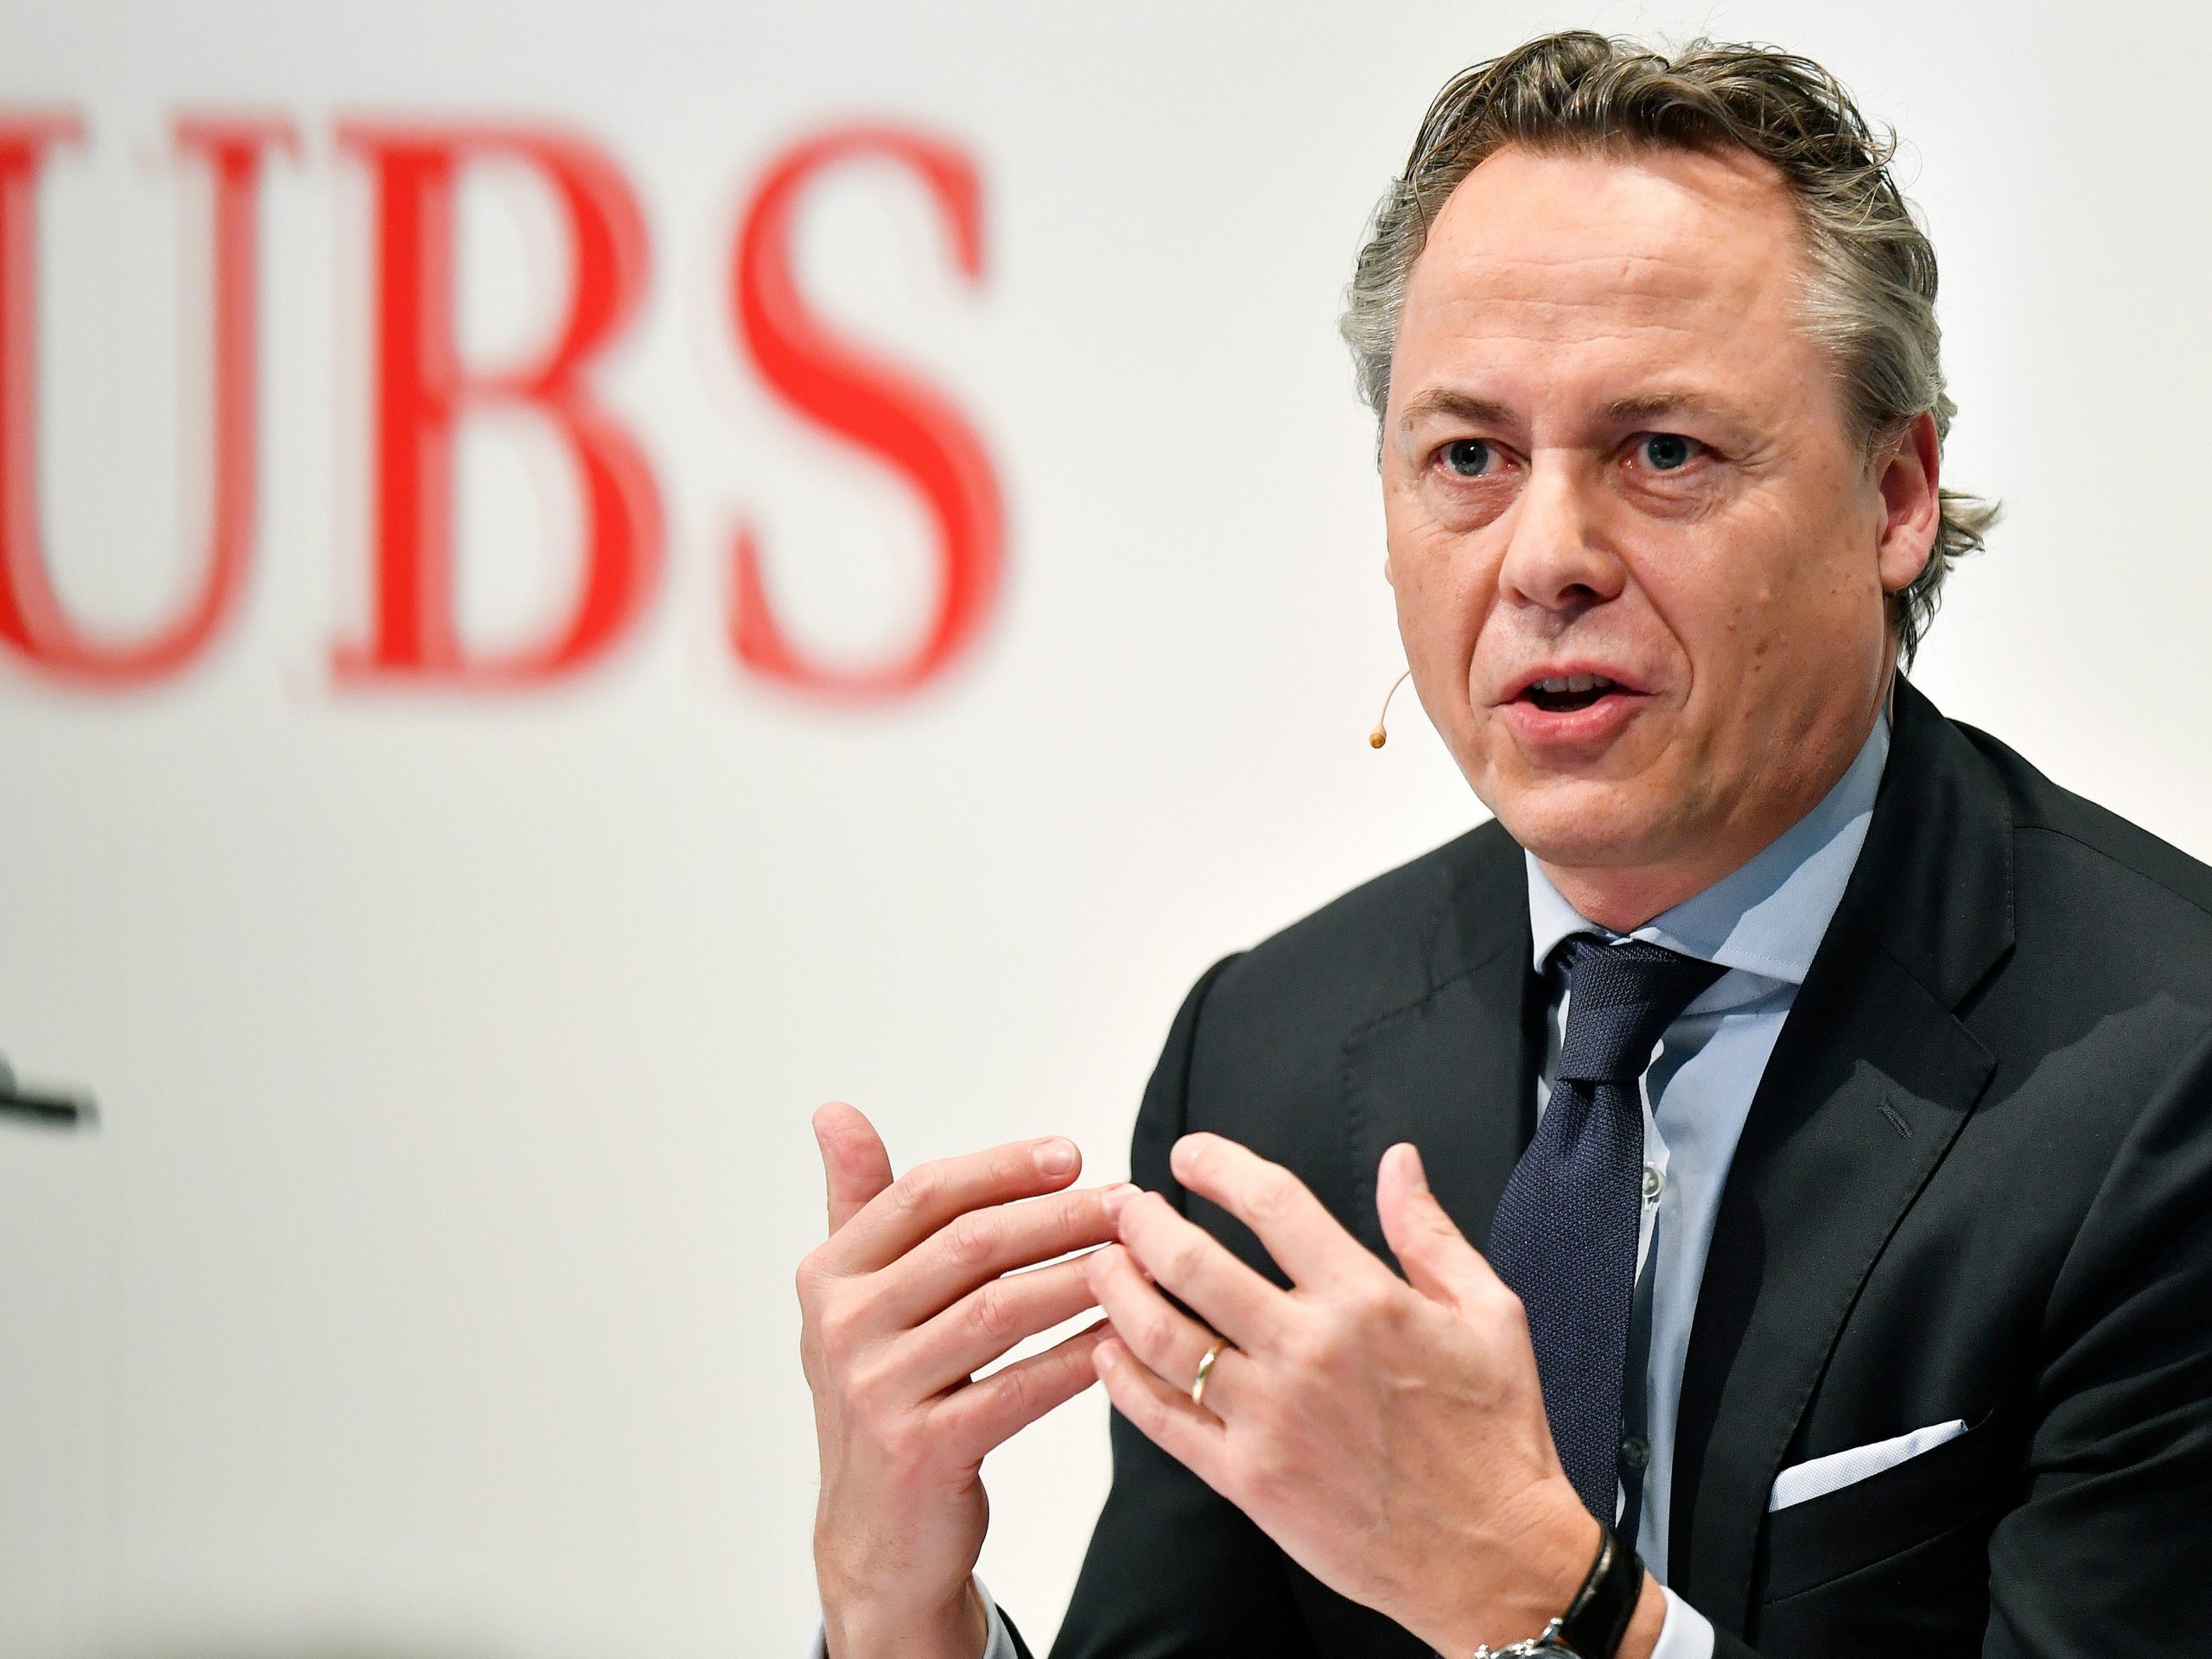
[{"xmin": 1190, "ymin": 1336, "xmax": 1231, "ymax": 1411}]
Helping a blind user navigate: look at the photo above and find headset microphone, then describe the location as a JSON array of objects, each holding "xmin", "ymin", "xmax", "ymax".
[{"xmin": 1370, "ymin": 669, "xmax": 1413, "ymax": 749}]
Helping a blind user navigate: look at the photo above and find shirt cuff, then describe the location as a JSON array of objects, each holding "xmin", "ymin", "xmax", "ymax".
[
  {"xmin": 1651, "ymin": 1585, "xmax": 1717, "ymax": 1659},
  {"xmin": 808, "ymin": 1578, "xmax": 1014, "ymax": 1659},
  {"xmin": 976, "ymin": 1580, "xmax": 1019, "ymax": 1659}
]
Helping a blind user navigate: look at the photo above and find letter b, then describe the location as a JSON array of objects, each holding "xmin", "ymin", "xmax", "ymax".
[{"xmin": 334, "ymin": 123, "xmax": 661, "ymax": 687}]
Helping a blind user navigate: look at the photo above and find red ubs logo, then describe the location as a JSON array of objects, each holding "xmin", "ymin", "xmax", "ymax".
[{"xmin": 0, "ymin": 114, "xmax": 1003, "ymax": 697}]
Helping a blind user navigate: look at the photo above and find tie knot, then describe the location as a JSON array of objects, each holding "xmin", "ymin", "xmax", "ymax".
[{"xmin": 1552, "ymin": 934, "xmax": 1724, "ymax": 1085}]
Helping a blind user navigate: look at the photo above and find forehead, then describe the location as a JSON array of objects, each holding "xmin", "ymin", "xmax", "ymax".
[{"xmin": 1394, "ymin": 143, "xmax": 1818, "ymax": 406}]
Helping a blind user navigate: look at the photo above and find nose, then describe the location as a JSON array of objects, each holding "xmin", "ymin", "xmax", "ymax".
[{"xmin": 1497, "ymin": 457, "xmax": 1627, "ymax": 616}]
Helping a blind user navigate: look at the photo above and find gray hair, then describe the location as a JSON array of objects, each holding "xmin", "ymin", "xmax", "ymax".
[{"xmin": 1341, "ymin": 31, "xmax": 1996, "ymax": 663}]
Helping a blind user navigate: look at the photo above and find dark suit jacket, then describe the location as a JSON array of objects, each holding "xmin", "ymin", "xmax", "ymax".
[{"xmin": 1006, "ymin": 679, "xmax": 2212, "ymax": 1657}]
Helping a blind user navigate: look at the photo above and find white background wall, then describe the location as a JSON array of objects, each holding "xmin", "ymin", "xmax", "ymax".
[{"xmin": 2, "ymin": 2, "xmax": 2209, "ymax": 1654}]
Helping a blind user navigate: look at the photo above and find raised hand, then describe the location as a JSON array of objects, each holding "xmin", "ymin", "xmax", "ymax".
[
  {"xmin": 1085, "ymin": 1134, "xmax": 1667, "ymax": 1659},
  {"xmin": 799, "ymin": 1102, "xmax": 1133, "ymax": 1659}
]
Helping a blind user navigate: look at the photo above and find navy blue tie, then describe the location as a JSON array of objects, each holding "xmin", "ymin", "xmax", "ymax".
[{"xmin": 1488, "ymin": 934, "xmax": 1723, "ymax": 1519}]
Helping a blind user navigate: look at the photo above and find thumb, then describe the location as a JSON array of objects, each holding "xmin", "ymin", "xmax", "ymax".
[
  {"xmin": 812, "ymin": 1100, "xmax": 894, "ymax": 1236},
  {"xmin": 1376, "ymin": 1142, "xmax": 1494, "ymax": 1310}
]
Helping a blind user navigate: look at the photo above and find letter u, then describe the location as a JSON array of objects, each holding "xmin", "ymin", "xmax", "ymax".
[{"xmin": 0, "ymin": 115, "xmax": 292, "ymax": 685}]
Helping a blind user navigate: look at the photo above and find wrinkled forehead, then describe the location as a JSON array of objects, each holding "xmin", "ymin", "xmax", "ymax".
[{"xmin": 1395, "ymin": 143, "xmax": 1818, "ymax": 392}]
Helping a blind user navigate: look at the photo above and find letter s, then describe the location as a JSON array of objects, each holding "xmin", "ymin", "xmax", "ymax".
[{"xmin": 729, "ymin": 126, "xmax": 1004, "ymax": 700}]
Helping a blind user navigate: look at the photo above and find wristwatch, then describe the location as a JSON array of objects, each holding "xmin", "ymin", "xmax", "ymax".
[{"xmin": 1467, "ymin": 1522, "xmax": 1644, "ymax": 1659}]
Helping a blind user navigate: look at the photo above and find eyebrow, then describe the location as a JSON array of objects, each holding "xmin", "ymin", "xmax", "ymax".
[
  {"xmin": 1599, "ymin": 391, "xmax": 1734, "ymax": 426},
  {"xmin": 1395, "ymin": 387, "xmax": 1755, "ymax": 438},
  {"xmin": 1396, "ymin": 390, "xmax": 1514, "ymax": 430}
]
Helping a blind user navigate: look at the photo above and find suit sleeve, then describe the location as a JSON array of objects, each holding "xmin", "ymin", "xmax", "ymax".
[
  {"xmin": 1043, "ymin": 954, "xmax": 1323, "ymax": 1659},
  {"xmin": 1973, "ymin": 1025, "xmax": 2212, "ymax": 1657}
]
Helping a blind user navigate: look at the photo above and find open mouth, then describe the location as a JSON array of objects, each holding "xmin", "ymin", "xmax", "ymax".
[{"xmin": 1522, "ymin": 673, "xmax": 1621, "ymax": 714}]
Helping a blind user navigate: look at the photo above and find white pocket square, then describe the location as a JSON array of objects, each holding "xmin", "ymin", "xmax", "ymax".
[{"xmin": 1769, "ymin": 1419, "xmax": 1968, "ymax": 1512}]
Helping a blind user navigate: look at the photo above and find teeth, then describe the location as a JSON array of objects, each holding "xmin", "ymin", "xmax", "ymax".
[{"xmin": 1534, "ymin": 674, "xmax": 1615, "ymax": 695}]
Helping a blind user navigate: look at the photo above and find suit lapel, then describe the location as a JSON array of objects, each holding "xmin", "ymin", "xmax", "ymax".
[
  {"xmin": 1342, "ymin": 821, "xmax": 1539, "ymax": 1266},
  {"xmin": 1667, "ymin": 681, "xmax": 2013, "ymax": 1631}
]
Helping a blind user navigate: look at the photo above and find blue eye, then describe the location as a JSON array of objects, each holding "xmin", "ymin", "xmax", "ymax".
[
  {"xmin": 1641, "ymin": 433, "xmax": 1694, "ymax": 470},
  {"xmin": 1444, "ymin": 439, "xmax": 1494, "ymax": 477}
]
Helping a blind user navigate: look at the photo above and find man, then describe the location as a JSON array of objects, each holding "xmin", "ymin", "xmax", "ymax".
[{"xmin": 798, "ymin": 33, "xmax": 2212, "ymax": 1659}]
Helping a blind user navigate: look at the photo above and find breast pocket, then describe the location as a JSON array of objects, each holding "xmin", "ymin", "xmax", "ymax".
[{"xmin": 1758, "ymin": 1408, "xmax": 2018, "ymax": 1605}]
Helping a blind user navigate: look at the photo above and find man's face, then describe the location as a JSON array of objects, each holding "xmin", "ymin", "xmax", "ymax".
[{"xmin": 1382, "ymin": 143, "xmax": 1932, "ymax": 905}]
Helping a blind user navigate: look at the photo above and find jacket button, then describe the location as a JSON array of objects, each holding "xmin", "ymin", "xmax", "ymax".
[{"xmin": 1621, "ymin": 1435, "xmax": 1651, "ymax": 1472}]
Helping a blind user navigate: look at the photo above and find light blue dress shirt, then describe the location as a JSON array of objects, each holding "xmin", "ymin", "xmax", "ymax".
[
  {"xmin": 817, "ymin": 712, "xmax": 1889, "ymax": 1659},
  {"xmin": 1523, "ymin": 709, "xmax": 1889, "ymax": 1659}
]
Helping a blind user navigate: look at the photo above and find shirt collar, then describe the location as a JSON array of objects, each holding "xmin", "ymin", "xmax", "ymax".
[{"xmin": 1524, "ymin": 709, "xmax": 1890, "ymax": 988}]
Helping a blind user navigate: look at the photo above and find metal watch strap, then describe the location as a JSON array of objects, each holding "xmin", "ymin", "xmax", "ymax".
[{"xmin": 1465, "ymin": 1522, "xmax": 1644, "ymax": 1659}]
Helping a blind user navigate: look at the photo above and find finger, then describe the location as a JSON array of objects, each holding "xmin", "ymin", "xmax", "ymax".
[
  {"xmin": 822, "ymin": 1135, "xmax": 1084, "ymax": 1274},
  {"xmin": 897, "ymin": 1255, "xmax": 1107, "ymax": 1396},
  {"xmin": 814, "ymin": 1101, "xmax": 894, "ymax": 1236},
  {"xmin": 1093, "ymin": 1336, "xmax": 1230, "ymax": 1489},
  {"xmin": 875, "ymin": 1183, "xmax": 1139, "ymax": 1331},
  {"xmin": 933, "ymin": 1319, "xmax": 1110, "ymax": 1467},
  {"xmin": 1086, "ymin": 1243, "xmax": 1250, "ymax": 1414},
  {"xmin": 1376, "ymin": 1141, "xmax": 1498, "ymax": 1311},
  {"xmin": 1169, "ymin": 1133, "xmax": 1383, "ymax": 1291},
  {"xmin": 1116, "ymin": 1189, "xmax": 1283, "ymax": 1351}
]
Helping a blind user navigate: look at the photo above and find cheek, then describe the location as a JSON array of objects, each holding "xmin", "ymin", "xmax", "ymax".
[
  {"xmin": 1388, "ymin": 518, "xmax": 1491, "ymax": 661},
  {"xmin": 1669, "ymin": 526, "xmax": 1885, "ymax": 728},
  {"xmin": 1762, "ymin": 524, "xmax": 1887, "ymax": 660},
  {"xmin": 1667, "ymin": 491, "xmax": 1847, "ymax": 658},
  {"xmin": 1386, "ymin": 521, "xmax": 1508, "ymax": 785}
]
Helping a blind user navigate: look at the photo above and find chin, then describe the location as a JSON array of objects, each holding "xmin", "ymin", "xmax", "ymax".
[{"xmin": 1486, "ymin": 779, "xmax": 1686, "ymax": 873}]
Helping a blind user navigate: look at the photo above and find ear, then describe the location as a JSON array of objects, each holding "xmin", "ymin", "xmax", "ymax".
[{"xmin": 1874, "ymin": 410, "xmax": 1942, "ymax": 598}]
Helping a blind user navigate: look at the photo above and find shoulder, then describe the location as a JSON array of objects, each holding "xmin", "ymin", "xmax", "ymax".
[
  {"xmin": 1192, "ymin": 816, "xmax": 1522, "ymax": 1049},
  {"xmin": 1144, "ymin": 817, "xmax": 1519, "ymax": 1165},
  {"xmin": 1141, "ymin": 816, "xmax": 1524, "ymax": 1247},
  {"xmin": 1929, "ymin": 715, "xmax": 2212, "ymax": 1182},
  {"xmin": 1958, "ymin": 719, "xmax": 2212, "ymax": 982}
]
